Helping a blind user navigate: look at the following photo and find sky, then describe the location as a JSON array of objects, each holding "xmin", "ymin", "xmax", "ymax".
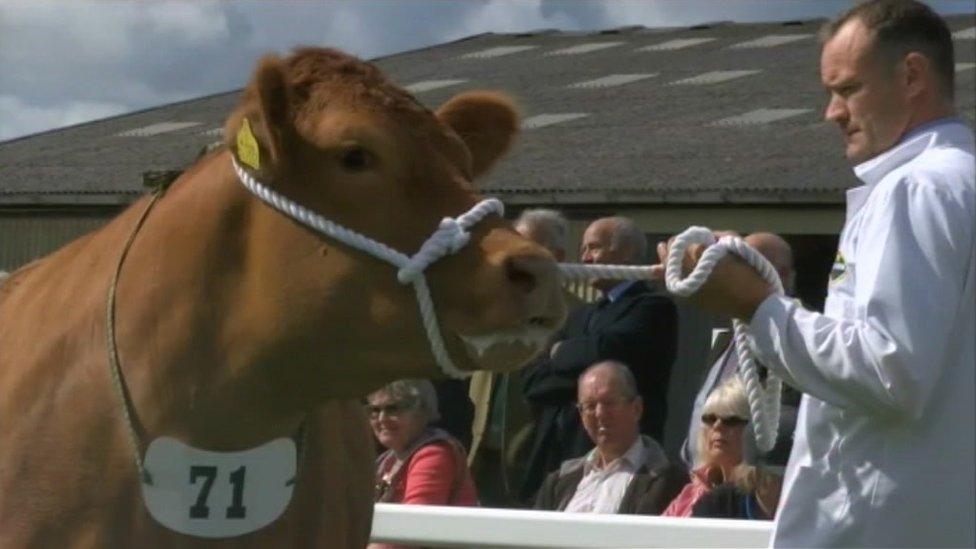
[{"xmin": 1, "ymin": 0, "xmax": 973, "ymax": 142}]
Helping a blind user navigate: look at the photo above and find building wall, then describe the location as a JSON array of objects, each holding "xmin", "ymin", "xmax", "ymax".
[{"xmin": 0, "ymin": 210, "xmax": 117, "ymax": 272}]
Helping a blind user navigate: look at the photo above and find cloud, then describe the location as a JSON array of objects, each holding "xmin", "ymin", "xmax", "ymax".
[
  {"xmin": 1, "ymin": 0, "xmax": 972, "ymax": 141},
  {"xmin": 0, "ymin": 95, "xmax": 127, "ymax": 140}
]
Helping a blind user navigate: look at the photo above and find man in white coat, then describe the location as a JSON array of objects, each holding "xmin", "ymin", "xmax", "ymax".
[{"xmin": 660, "ymin": 1, "xmax": 975, "ymax": 546}]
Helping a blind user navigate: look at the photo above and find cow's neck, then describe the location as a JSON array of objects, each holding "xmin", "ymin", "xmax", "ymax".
[{"xmin": 113, "ymin": 153, "xmax": 317, "ymax": 452}]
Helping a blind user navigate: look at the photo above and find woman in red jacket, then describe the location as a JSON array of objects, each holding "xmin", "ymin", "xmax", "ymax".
[{"xmin": 369, "ymin": 378, "xmax": 478, "ymax": 510}]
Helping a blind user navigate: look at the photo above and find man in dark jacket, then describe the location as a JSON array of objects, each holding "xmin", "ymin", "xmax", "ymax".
[
  {"xmin": 534, "ymin": 361, "xmax": 686, "ymax": 514},
  {"xmin": 521, "ymin": 217, "xmax": 679, "ymax": 501}
]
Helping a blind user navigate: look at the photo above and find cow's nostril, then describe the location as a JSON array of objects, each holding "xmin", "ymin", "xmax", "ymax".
[{"xmin": 506, "ymin": 257, "xmax": 537, "ymax": 295}]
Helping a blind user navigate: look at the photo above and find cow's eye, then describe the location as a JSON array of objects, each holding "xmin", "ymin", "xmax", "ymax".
[{"xmin": 340, "ymin": 146, "xmax": 372, "ymax": 172}]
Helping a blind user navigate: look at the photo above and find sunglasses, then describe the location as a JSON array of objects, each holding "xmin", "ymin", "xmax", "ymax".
[
  {"xmin": 701, "ymin": 413, "xmax": 749, "ymax": 427},
  {"xmin": 365, "ymin": 402, "xmax": 409, "ymax": 418}
]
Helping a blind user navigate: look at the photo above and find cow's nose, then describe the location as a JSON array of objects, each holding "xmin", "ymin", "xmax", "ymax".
[{"xmin": 504, "ymin": 253, "xmax": 564, "ymax": 329}]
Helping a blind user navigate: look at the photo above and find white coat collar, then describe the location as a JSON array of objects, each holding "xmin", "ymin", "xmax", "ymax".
[
  {"xmin": 854, "ymin": 117, "xmax": 973, "ymax": 186},
  {"xmin": 846, "ymin": 117, "xmax": 972, "ymax": 218}
]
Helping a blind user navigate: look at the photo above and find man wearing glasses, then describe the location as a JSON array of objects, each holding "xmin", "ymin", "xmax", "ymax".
[{"xmin": 532, "ymin": 361, "xmax": 686, "ymax": 514}]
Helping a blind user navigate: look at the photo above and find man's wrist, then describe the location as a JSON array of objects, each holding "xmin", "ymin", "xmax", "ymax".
[{"xmin": 739, "ymin": 286, "xmax": 776, "ymax": 322}]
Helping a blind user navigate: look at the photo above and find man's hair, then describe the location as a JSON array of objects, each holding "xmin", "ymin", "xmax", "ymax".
[
  {"xmin": 605, "ymin": 216, "xmax": 648, "ymax": 264},
  {"xmin": 368, "ymin": 378, "xmax": 440, "ymax": 422},
  {"xmin": 515, "ymin": 208, "xmax": 569, "ymax": 257},
  {"xmin": 579, "ymin": 360, "xmax": 639, "ymax": 400},
  {"xmin": 820, "ymin": 0, "xmax": 955, "ymax": 101}
]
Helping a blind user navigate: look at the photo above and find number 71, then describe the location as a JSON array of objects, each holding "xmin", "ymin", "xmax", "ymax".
[{"xmin": 189, "ymin": 465, "xmax": 247, "ymax": 519}]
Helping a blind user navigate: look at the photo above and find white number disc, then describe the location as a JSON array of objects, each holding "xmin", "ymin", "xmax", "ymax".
[{"xmin": 141, "ymin": 436, "xmax": 296, "ymax": 538}]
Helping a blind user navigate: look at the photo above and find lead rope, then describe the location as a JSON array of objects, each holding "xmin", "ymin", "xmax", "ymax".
[
  {"xmin": 231, "ymin": 157, "xmax": 502, "ymax": 380},
  {"xmin": 554, "ymin": 226, "xmax": 783, "ymax": 453},
  {"xmin": 106, "ymin": 190, "xmax": 165, "ymax": 484},
  {"xmin": 106, "ymin": 186, "xmax": 311, "ymax": 487}
]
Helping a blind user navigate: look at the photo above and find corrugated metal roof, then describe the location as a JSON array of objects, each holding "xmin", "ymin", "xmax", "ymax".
[
  {"xmin": 545, "ymin": 41, "xmax": 624, "ymax": 55},
  {"xmin": 458, "ymin": 45, "xmax": 537, "ymax": 59},
  {"xmin": 521, "ymin": 113, "xmax": 590, "ymax": 129},
  {"xmin": 728, "ymin": 34, "xmax": 812, "ymax": 48},
  {"xmin": 670, "ymin": 70, "xmax": 761, "ymax": 85},
  {"xmin": 1, "ymin": 15, "xmax": 973, "ymax": 207},
  {"xmin": 116, "ymin": 121, "xmax": 202, "ymax": 137},
  {"xmin": 710, "ymin": 108, "xmax": 813, "ymax": 126},
  {"xmin": 403, "ymin": 79, "xmax": 468, "ymax": 93},
  {"xmin": 568, "ymin": 73, "xmax": 657, "ymax": 89},
  {"xmin": 636, "ymin": 37, "xmax": 716, "ymax": 51}
]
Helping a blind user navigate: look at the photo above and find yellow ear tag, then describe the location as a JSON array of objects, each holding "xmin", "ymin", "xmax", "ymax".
[{"xmin": 236, "ymin": 118, "xmax": 261, "ymax": 170}]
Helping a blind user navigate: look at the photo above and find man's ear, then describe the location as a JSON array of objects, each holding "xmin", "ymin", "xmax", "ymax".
[
  {"xmin": 902, "ymin": 51, "xmax": 930, "ymax": 101},
  {"xmin": 435, "ymin": 91, "xmax": 519, "ymax": 180},
  {"xmin": 224, "ymin": 54, "xmax": 293, "ymax": 179}
]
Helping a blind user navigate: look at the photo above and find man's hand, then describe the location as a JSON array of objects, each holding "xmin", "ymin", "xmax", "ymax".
[{"xmin": 654, "ymin": 232, "xmax": 775, "ymax": 321}]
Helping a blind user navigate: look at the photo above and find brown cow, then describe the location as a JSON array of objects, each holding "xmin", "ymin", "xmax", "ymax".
[{"xmin": 0, "ymin": 48, "xmax": 565, "ymax": 547}]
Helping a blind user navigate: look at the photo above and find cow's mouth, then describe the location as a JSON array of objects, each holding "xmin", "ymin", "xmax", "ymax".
[{"xmin": 457, "ymin": 326, "xmax": 552, "ymax": 370}]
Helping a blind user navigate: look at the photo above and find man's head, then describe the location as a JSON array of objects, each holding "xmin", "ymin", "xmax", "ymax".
[
  {"xmin": 515, "ymin": 209, "xmax": 570, "ymax": 262},
  {"xmin": 577, "ymin": 361, "xmax": 643, "ymax": 463},
  {"xmin": 744, "ymin": 232, "xmax": 795, "ymax": 296},
  {"xmin": 819, "ymin": 0, "xmax": 955, "ymax": 163},
  {"xmin": 580, "ymin": 217, "xmax": 647, "ymax": 292}
]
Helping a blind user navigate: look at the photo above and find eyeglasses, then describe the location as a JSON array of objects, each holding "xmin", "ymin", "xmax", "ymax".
[
  {"xmin": 701, "ymin": 413, "xmax": 749, "ymax": 427},
  {"xmin": 576, "ymin": 397, "xmax": 633, "ymax": 416},
  {"xmin": 365, "ymin": 402, "xmax": 409, "ymax": 419}
]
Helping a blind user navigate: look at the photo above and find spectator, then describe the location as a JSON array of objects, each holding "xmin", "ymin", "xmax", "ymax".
[
  {"xmin": 520, "ymin": 216, "xmax": 678, "ymax": 501},
  {"xmin": 663, "ymin": 377, "xmax": 781, "ymax": 518},
  {"xmin": 431, "ymin": 379, "xmax": 474, "ymax": 452},
  {"xmin": 533, "ymin": 361, "xmax": 687, "ymax": 514},
  {"xmin": 680, "ymin": 232, "xmax": 801, "ymax": 469},
  {"xmin": 369, "ymin": 379, "xmax": 478, "ymax": 508},
  {"xmin": 468, "ymin": 208, "xmax": 580, "ymax": 506}
]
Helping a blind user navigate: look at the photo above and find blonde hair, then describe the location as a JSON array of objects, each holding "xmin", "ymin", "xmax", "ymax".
[{"xmin": 695, "ymin": 376, "xmax": 757, "ymax": 489}]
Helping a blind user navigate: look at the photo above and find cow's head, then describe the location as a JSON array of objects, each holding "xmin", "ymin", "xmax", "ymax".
[{"xmin": 223, "ymin": 48, "xmax": 565, "ymax": 395}]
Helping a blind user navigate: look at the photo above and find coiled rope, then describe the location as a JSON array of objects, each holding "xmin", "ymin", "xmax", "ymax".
[{"xmin": 555, "ymin": 226, "xmax": 782, "ymax": 452}]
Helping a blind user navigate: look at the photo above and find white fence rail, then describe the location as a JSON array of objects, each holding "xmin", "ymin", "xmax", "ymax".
[{"xmin": 371, "ymin": 503, "xmax": 773, "ymax": 548}]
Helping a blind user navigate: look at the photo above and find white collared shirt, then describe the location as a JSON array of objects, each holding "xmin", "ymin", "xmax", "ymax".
[{"xmin": 564, "ymin": 437, "xmax": 646, "ymax": 514}]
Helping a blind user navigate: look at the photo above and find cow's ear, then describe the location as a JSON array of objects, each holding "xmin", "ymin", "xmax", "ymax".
[
  {"xmin": 224, "ymin": 54, "xmax": 293, "ymax": 179},
  {"xmin": 436, "ymin": 91, "xmax": 519, "ymax": 179}
]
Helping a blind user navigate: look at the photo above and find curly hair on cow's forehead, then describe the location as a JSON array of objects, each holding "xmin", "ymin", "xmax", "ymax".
[{"xmin": 283, "ymin": 47, "xmax": 431, "ymax": 119}]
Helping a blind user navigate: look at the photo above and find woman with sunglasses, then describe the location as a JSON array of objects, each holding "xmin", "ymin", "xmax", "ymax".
[
  {"xmin": 662, "ymin": 377, "xmax": 779, "ymax": 518},
  {"xmin": 367, "ymin": 379, "xmax": 478, "ymax": 512}
]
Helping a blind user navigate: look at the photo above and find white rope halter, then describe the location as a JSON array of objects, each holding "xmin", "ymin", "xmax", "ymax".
[
  {"xmin": 231, "ymin": 156, "xmax": 503, "ymax": 379},
  {"xmin": 555, "ymin": 226, "xmax": 783, "ymax": 453}
]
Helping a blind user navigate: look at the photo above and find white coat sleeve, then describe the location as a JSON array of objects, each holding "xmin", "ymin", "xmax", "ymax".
[{"xmin": 747, "ymin": 173, "xmax": 973, "ymax": 419}]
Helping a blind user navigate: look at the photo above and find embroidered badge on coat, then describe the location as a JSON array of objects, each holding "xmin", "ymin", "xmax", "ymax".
[
  {"xmin": 829, "ymin": 251, "xmax": 847, "ymax": 284},
  {"xmin": 141, "ymin": 436, "xmax": 296, "ymax": 538}
]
